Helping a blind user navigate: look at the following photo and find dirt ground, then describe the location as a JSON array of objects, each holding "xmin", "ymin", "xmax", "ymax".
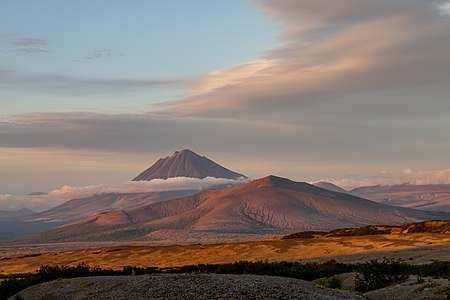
[{"xmin": 1, "ymin": 233, "xmax": 449, "ymax": 274}]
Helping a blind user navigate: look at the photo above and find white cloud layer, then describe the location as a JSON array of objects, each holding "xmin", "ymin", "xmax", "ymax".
[
  {"xmin": 325, "ymin": 168, "xmax": 450, "ymax": 190},
  {"xmin": 0, "ymin": 177, "xmax": 248, "ymax": 212},
  {"xmin": 49, "ymin": 176, "xmax": 248, "ymax": 199}
]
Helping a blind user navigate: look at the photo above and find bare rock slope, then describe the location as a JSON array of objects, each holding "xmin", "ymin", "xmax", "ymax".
[{"xmin": 133, "ymin": 149, "xmax": 246, "ymax": 181}]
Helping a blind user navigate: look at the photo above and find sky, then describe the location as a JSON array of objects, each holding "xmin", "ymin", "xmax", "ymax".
[{"xmin": 1, "ymin": 0, "xmax": 450, "ymax": 209}]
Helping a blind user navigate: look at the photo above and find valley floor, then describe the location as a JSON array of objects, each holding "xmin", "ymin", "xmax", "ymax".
[{"xmin": 1, "ymin": 233, "xmax": 449, "ymax": 275}]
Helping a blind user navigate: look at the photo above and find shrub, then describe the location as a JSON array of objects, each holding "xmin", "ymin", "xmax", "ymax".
[
  {"xmin": 355, "ymin": 258, "xmax": 410, "ymax": 292},
  {"xmin": 316, "ymin": 276, "xmax": 343, "ymax": 289}
]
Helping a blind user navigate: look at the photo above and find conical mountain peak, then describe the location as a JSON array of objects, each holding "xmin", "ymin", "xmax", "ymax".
[{"xmin": 132, "ymin": 149, "xmax": 246, "ymax": 181}]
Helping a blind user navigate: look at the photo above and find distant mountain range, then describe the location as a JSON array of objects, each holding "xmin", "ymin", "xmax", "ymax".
[
  {"xmin": 133, "ymin": 149, "xmax": 246, "ymax": 181},
  {"xmin": 0, "ymin": 208, "xmax": 35, "ymax": 219},
  {"xmin": 313, "ymin": 182, "xmax": 450, "ymax": 212},
  {"xmin": 26, "ymin": 175, "xmax": 447, "ymax": 244},
  {"xmin": 3, "ymin": 150, "xmax": 450, "ymax": 244}
]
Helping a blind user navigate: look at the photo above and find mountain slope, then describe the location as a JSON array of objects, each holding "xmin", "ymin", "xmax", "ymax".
[
  {"xmin": 0, "ymin": 190, "xmax": 198, "ymax": 241},
  {"xmin": 133, "ymin": 149, "xmax": 246, "ymax": 181},
  {"xmin": 29, "ymin": 176, "xmax": 448, "ymax": 243},
  {"xmin": 25, "ymin": 190, "xmax": 198, "ymax": 223}
]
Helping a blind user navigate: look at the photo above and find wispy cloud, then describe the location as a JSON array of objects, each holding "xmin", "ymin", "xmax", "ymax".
[
  {"xmin": 82, "ymin": 49, "xmax": 113, "ymax": 60},
  {"xmin": 11, "ymin": 38, "xmax": 48, "ymax": 46},
  {"xmin": 8, "ymin": 37, "xmax": 49, "ymax": 55},
  {"xmin": 159, "ymin": 0, "xmax": 450, "ymax": 118},
  {"xmin": 0, "ymin": 112, "xmax": 300, "ymax": 154},
  {"xmin": 0, "ymin": 68, "xmax": 190, "ymax": 96}
]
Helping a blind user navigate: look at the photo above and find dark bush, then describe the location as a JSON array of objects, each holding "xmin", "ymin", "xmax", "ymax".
[
  {"xmin": 2, "ymin": 258, "xmax": 449, "ymax": 298},
  {"xmin": 410, "ymin": 260, "xmax": 450, "ymax": 278},
  {"xmin": 355, "ymin": 258, "xmax": 410, "ymax": 292}
]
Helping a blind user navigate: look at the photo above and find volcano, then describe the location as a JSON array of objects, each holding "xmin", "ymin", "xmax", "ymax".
[
  {"xmin": 132, "ymin": 149, "xmax": 246, "ymax": 181},
  {"xmin": 26, "ymin": 175, "xmax": 449, "ymax": 243}
]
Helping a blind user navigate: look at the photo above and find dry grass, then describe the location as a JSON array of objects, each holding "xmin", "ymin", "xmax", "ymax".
[{"xmin": 1, "ymin": 233, "xmax": 449, "ymax": 275}]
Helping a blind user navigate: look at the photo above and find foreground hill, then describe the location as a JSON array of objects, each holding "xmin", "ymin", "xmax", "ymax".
[
  {"xmin": 13, "ymin": 273, "xmax": 364, "ymax": 300},
  {"xmin": 27, "ymin": 176, "xmax": 448, "ymax": 243},
  {"xmin": 133, "ymin": 149, "xmax": 246, "ymax": 181}
]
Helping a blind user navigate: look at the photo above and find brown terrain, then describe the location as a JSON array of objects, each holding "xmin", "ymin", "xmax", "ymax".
[
  {"xmin": 1, "ymin": 221, "xmax": 450, "ymax": 275},
  {"xmin": 350, "ymin": 184, "xmax": 450, "ymax": 212},
  {"xmin": 2, "ymin": 151, "xmax": 450, "ymax": 299},
  {"xmin": 25, "ymin": 190, "xmax": 198, "ymax": 223},
  {"xmin": 21, "ymin": 176, "xmax": 448, "ymax": 244}
]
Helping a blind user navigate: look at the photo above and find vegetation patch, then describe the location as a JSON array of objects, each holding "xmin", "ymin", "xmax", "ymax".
[
  {"xmin": 1, "ymin": 258, "xmax": 449, "ymax": 299},
  {"xmin": 315, "ymin": 275, "xmax": 343, "ymax": 289},
  {"xmin": 281, "ymin": 231, "xmax": 326, "ymax": 239},
  {"xmin": 282, "ymin": 220, "xmax": 450, "ymax": 239}
]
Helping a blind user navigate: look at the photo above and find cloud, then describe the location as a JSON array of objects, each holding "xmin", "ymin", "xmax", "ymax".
[
  {"xmin": 1, "ymin": 111, "xmax": 449, "ymax": 190},
  {"xmin": 0, "ymin": 194, "xmax": 62, "ymax": 212},
  {"xmin": 82, "ymin": 49, "xmax": 113, "ymax": 60},
  {"xmin": 440, "ymin": 2, "xmax": 450, "ymax": 14},
  {"xmin": 158, "ymin": 0, "xmax": 450, "ymax": 118},
  {"xmin": 49, "ymin": 177, "xmax": 248, "ymax": 199},
  {"xmin": 324, "ymin": 168, "xmax": 450, "ymax": 189},
  {"xmin": 11, "ymin": 38, "xmax": 48, "ymax": 46},
  {"xmin": 0, "ymin": 112, "xmax": 302, "ymax": 154},
  {"xmin": 8, "ymin": 37, "xmax": 49, "ymax": 55},
  {"xmin": 0, "ymin": 68, "xmax": 190, "ymax": 96},
  {"xmin": 189, "ymin": 59, "xmax": 276, "ymax": 95},
  {"xmin": 15, "ymin": 48, "xmax": 49, "ymax": 54},
  {"xmin": 1, "ymin": 1, "xmax": 450, "ymax": 195},
  {"xmin": 0, "ymin": 177, "xmax": 248, "ymax": 211}
]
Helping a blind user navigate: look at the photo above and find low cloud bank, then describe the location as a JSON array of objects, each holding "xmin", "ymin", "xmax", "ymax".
[
  {"xmin": 0, "ymin": 194, "xmax": 59, "ymax": 212},
  {"xmin": 49, "ymin": 176, "xmax": 248, "ymax": 199},
  {"xmin": 324, "ymin": 168, "xmax": 450, "ymax": 190},
  {"xmin": 0, "ymin": 177, "xmax": 249, "ymax": 212}
]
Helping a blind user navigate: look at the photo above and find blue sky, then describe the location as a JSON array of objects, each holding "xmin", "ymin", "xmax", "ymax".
[
  {"xmin": 1, "ymin": 0, "xmax": 276, "ymax": 114},
  {"xmin": 1, "ymin": 0, "xmax": 450, "ymax": 202}
]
